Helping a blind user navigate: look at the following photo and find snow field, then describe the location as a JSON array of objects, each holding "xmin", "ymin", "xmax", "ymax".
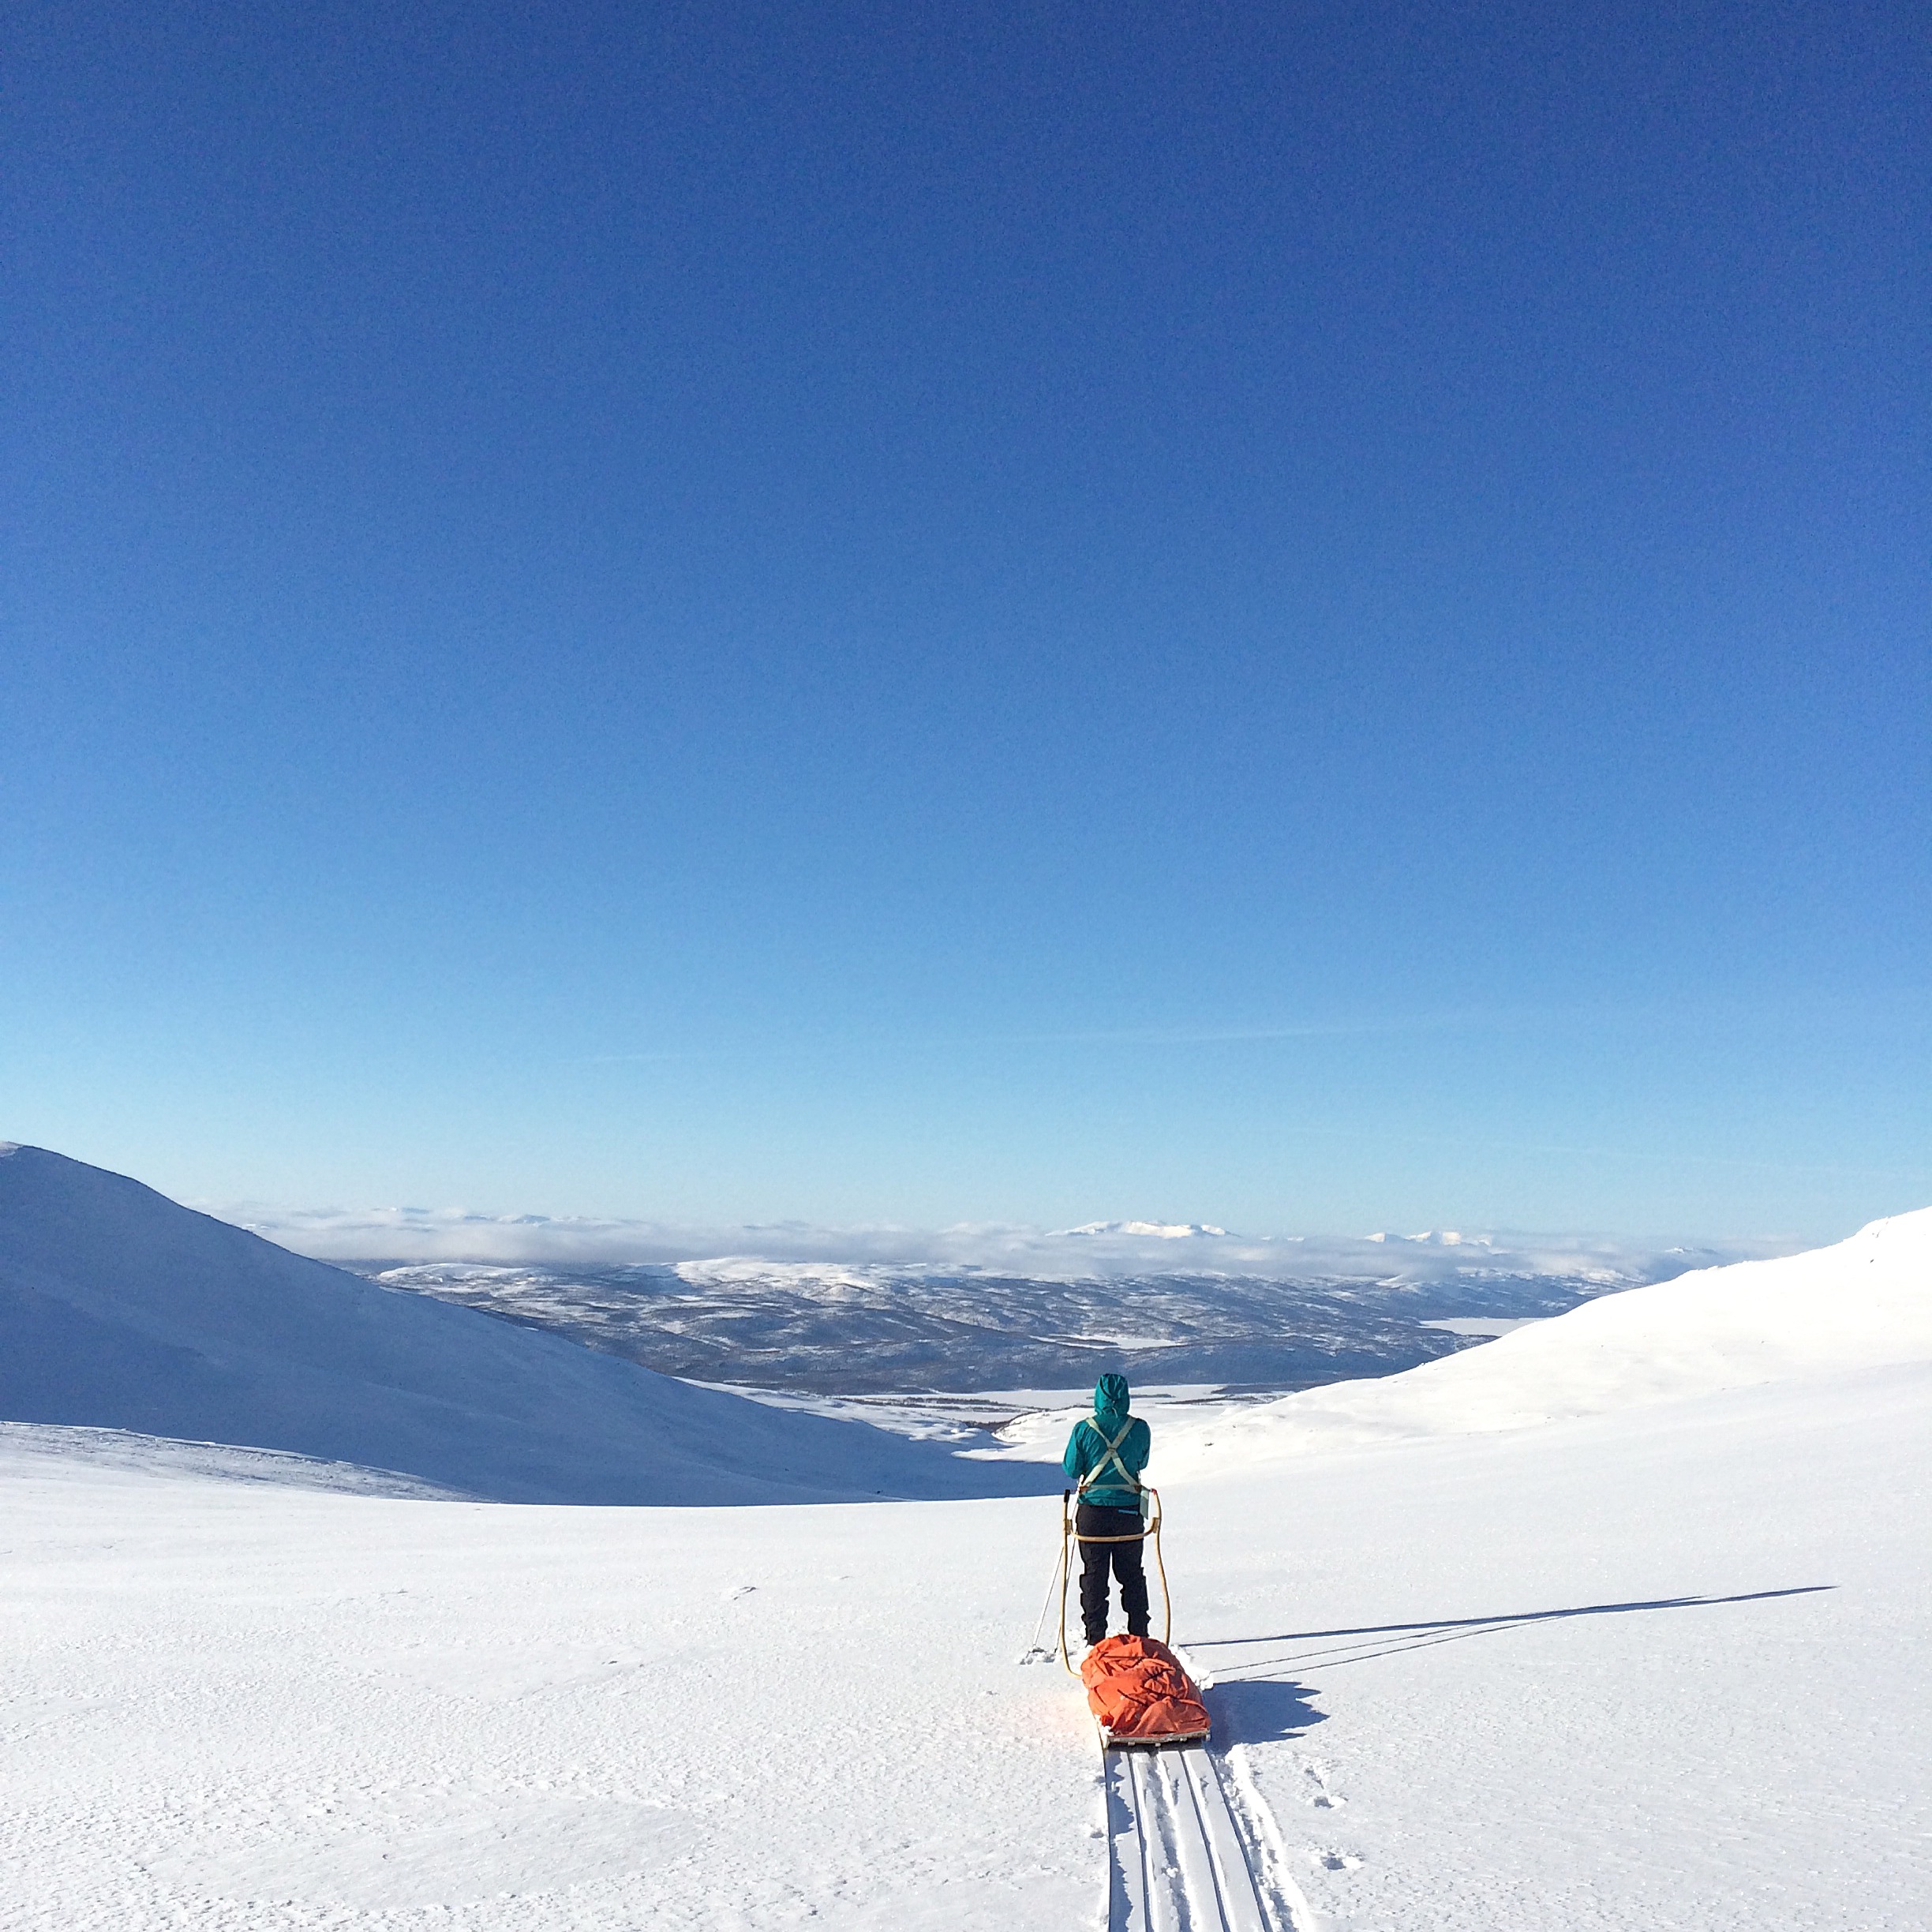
[
  {"xmin": 3, "ymin": 1174, "xmax": 1927, "ymax": 1930},
  {"xmin": 1, "ymin": 1456, "xmax": 1101, "ymax": 1930},
  {"xmin": 1169, "ymin": 1362, "xmax": 1930, "ymax": 1931},
  {"xmin": 5, "ymin": 1352, "xmax": 1926, "ymax": 1930}
]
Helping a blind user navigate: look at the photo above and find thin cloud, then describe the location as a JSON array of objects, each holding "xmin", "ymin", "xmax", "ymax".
[
  {"xmin": 214, "ymin": 1200, "xmax": 1795, "ymax": 1281},
  {"xmin": 573, "ymin": 985, "xmax": 1930, "ymax": 1066}
]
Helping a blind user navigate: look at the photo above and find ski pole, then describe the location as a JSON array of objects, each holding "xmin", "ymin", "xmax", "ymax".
[{"xmin": 1021, "ymin": 1490, "xmax": 1071, "ymax": 1662}]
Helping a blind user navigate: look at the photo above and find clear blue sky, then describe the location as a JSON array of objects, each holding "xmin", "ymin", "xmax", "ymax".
[{"xmin": 5, "ymin": 1, "xmax": 1927, "ymax": 1239}]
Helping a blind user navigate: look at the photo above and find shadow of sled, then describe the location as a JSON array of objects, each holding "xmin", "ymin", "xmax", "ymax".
[{"xmin": 1204, "ymin": 1676, "xmax": 1326, "ymax": 1745}]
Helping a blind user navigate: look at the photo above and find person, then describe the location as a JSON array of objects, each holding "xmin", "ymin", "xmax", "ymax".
[{"xmin": 1062, "ymin": 1372, "xmax": 1151, "ymax": 1646}]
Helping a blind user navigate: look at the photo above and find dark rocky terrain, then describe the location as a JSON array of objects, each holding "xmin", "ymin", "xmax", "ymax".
[{"xmin": 344, "ymin": 1257, "xmax": 1635, "ymax": 1395}]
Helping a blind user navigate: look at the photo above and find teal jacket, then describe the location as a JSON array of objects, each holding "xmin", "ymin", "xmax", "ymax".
[{"xmin": 1062, "ymin": 1374, "xmax": 1150, "ymax": 1511}]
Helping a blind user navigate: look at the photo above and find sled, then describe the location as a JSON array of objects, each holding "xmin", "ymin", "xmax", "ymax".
[{"xmin": 1081, "ymin": 1632, "xmax": 1212, "ymax": 1748}]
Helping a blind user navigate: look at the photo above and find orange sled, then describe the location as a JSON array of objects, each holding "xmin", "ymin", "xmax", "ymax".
[{"xmin": 1080, "ymin": 1634, "xmax": 1211, "ymax": 1747}]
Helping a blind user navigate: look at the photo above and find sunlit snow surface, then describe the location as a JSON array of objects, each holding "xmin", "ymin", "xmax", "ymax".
[{"xmin": 4, "ymin": 1209, "xmax": 1929, "ymax": 1930}]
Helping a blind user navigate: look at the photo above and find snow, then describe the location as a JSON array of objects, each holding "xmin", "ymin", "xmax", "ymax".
[
  {"xmin": 352, "ymin": 1255, "xmax": 1570, "ymax": 1395},
  {"xmin": 4, "ymin": 1353, "xmax": 1924, "ymax": 1927},
  {"xmin": 1058, "ymin": 1220, "xmax": 1231, "ymax": 1240},
  {"xmin": 0, "ymin": 1144, "xmax": 1050, "ymax": 1506},
  {"xmin": 1418, "ymin": 1316, "xmax": 1541, "ymax": 1336},
  {"xmin": 2, "ymin": 1151, "xmax": 1927, "ymax": 1930},
  {"xmin": 1149, "ymin": 1205, "xmax": 1932, "ymax": 1470},
  {"xmin": 219, "ymin": 1192, "xmax": 1787, "ymax": 1284},
  {"xmin": 0, "ymin": 1421, "xmax": 467, "ymax": 1498},
  {"xmin": 1177, "ymin": 1363, "xmax": 1930, "ymax": 1931},
  {"xmin": 1, "ymin": 1440, "xmax": 1100, "ymax": 1929}
]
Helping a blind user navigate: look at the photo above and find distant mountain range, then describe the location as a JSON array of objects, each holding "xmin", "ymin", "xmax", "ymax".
[
  {"xmin": 227, "ymin": 1197, "xmax": 1788, "ymax": 1281},
  {"xmin": 212, "ymin": 1195, "xmax": 1795, "ymax": 1398},
  {"xmin": 336, "ymin": 1249, "xmax": 1724, "ymax": 1395}
]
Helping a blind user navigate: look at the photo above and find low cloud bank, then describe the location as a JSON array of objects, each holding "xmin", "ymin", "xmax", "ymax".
[{"xmin": 215, "ymin": 1201, "xmax": 1795, "ymax": 1285}]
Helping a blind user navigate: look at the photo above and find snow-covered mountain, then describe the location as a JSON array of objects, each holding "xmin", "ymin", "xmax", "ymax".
[
  {"xmin": 325, "ymin": 1239, "xmax": 1788, "ymax": 1398},
  {"xmin": 0, "ymin": 1144, "xmax": 1052, "ymax": 1505},
  {"xmin": 996, "ymin": 1200, "xmax": 1932, "ymax": 1455},
  {"xmin": 341, "ymin": 1256, "xmax": 1554, "ymax": 1395},
  {"xmin": 233, "ymin": 1193, "xmax": 1781, "ymax": 1283},
  {"xmin": 1139, "ymin": 1203, "xmax": 1932, "ymax": 1473},
  {"xmin": 227, "ymin": 1196, "xmax": 1792, "ymax": 1397},
  {"xmin": 5, "ymin": 1196, "xmax": 1926, "ymax": 1929}
]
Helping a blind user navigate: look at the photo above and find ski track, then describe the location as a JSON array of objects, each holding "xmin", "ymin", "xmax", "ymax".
[{"xmin": 1106, "ymin": 1743, "xmax": 1301, "ymax": 1932}]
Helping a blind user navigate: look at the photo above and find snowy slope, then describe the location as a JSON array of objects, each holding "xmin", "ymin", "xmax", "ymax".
[
  {"xmin": 2, "ymin": 1192, "xmax": 1926, "ymax": 1930},
  {"xmin": 0, "ymin": 1144, "xmax": 1053, "ymax": 1505},
  {"xmin": 2, "ymin": 1309, "xmax": 1925, "ymax": 1929},
  {"xmin": 1137, "ymin": 1204, "xmax": 1932, "ymax": 1473},
  {"xmin": 0, "ymin": 1421, "xmax": 470, "ymax": 1497}
]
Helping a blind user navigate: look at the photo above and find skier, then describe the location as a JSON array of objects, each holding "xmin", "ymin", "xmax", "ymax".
[{"xmin": 1062, "ymin": 1372, "xmax": 1151, "ymax": 1648}]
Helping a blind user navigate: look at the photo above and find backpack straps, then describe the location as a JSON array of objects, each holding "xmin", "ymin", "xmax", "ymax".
[{"xmin": 1076, "ymin": 1417, "xmax": 1141, "ymax": 1496}]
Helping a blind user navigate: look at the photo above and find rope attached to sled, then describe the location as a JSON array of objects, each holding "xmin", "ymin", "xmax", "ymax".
[{"xmin": 1054, "ymin": 1485, "xmax": 1171, "ymax": 1673}]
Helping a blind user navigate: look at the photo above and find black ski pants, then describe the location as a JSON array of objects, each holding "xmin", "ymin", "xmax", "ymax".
[{"xmin": 1076, "ymin": 1501, "xmax": 1150, "ymax": 1643}]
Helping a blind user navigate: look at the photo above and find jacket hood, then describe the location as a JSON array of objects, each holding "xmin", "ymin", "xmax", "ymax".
[{"xmin": 1094, "ymin": 1373, "xmax": 1131, "ymax": 1424}]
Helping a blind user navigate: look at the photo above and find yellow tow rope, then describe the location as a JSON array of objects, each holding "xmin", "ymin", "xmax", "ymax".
[{"xmin": 1054, "ymin": 1485, "xmax": 1173, "ymax": 1674}]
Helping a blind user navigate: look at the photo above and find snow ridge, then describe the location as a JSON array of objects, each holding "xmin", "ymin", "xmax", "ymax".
[
  {"xmin": 0, "ymin": 1144, "xmax": 1054, "ymax": 1505},
  {"xmin": 1157, "ymin": 1205, "xmax": 1932, "ymax": 1470}
]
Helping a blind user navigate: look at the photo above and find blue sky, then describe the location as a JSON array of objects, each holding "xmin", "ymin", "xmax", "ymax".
[{"xmin": 5, "ymin": 1, "xmax": 1927, "ymax": 1239}]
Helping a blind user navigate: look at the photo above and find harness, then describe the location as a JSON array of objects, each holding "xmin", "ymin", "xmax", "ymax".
[
  {"xmin": 1076, "ymin": 1416, "xmax": 1143, "ymax": 1500},
  {"xmin": 1033, "ymin": 1432, "xmax": 1174, "ymax": 1665}
]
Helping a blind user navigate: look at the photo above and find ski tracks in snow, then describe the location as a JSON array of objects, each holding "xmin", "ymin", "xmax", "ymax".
[{"xmin": 1103, "ymin": 1741, "xmax": 1316, "ymax": 1932}]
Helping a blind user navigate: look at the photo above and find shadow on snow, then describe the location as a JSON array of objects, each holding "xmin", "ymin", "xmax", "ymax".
[
  {"xmin": 1195, "ymin": 1585, "xmax": 1835, "ymax": 1678},
  {"xmin": 1203, "ymin": 1676, "xmax": 1327, "ymax": 1745}
]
